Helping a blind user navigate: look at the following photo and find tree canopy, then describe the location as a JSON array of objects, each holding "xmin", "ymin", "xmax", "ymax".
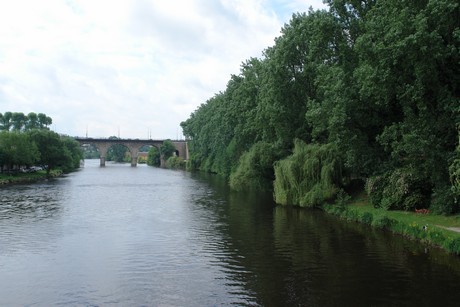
[
  {"xmin": 0, "ymin": 112, "xmax": 82, "ymax": 176},
  {"xmin": 0, "ymin": 112, "xmax": 52, "ymax": 131},
  {"xmin": 181, "ymin": 0, "xmax": 459, "ymax": 213}
]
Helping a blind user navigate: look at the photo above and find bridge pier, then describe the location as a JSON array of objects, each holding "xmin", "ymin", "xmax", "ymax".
[
  {"xmin": 131, "ymin": 157, "xmax": 137, "ymax": 167},
  {"xmin": 100, "ymin": 156, "xmax": 106, "ymax": 167}
]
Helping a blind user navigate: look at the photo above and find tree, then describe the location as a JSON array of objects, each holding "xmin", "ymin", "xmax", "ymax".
[
  {"xmin": 180, "ymin": 0, "xmax": 459, "ymax": 211},
  {"xmin": 161, "ymin": 140, "xmax": 176, "ymax": 160},
  {"xmin": 106, "ymin": 136, "xmax": 128, "ymax": 162},
  {"xmin": 147, "ymin": 146, "xmax": 161, "ymax": 166},
  {"xmin": 0, "ymin": 112, "xmax": 53, "ymax": 131},
  {"xmin": 11, "ymin": 112, "xmax": 27, "ymax": 131},
  {"xmin": 0, "ymin": 131, "xmax": 39, "ymax": 171},
  {"xmin": 26, "ymin": 112, "xmax": 39, "ymax": 130},
  {"xmin": 28, "ymin": 129, "xmax": 65, "ymax": 176},
  {"xmin": 61, "ymin": 136, "xmax": 83, "ymax": 171},
  {"xmin": 0, "ymin": 112, "xmax": 13, "ymax": 131},
  {"xmin": 37, "ymin": 113, "xmax": 52, "ymax": 129}
]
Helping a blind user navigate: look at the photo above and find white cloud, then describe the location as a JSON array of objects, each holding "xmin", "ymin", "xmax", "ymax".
[{"xmin": 0, "ymin": 0, "xmax": 327, "ymax": 139}]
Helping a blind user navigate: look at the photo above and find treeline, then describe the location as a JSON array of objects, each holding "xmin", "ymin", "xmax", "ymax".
[
  {"xmin": 0, "ymin": 111, "xmax": 53, "ymax": 131},
  {"xmin": 0, "ymin": 112, "xmax": 82, "ymax": 176},
  {"xmin": 181, "ymin": 0, "xmax": 460, "ymax": 213}
]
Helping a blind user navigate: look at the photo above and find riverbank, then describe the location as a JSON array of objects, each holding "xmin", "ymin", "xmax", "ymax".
[
  {"xmin": 0, "ymin": 169, "xmax": 63, "ymax": 185},
  {"xmin": 323, "ymin": 193, "xmax": 460, "ymax": 255}
]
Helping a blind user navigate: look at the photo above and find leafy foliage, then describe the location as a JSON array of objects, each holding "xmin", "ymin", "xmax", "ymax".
[
  {"xmin": 0, "ymin": 112, "xmax": 52, "ymax": 131},
  {"xmin": 229, "ymin": 142, "xmax": 280, "ymax": 191},
  {"xmin": 106, "ymin": 136, "xmax": 129, "ymax": 162},
  {"xmin": 365, "ymin": 168, "xmax": 432, "ymax": 211},
  {"xmin": 0, "ymin": 131, "xmax": 39, "ymax": 170},
  {"xmin": 181, "ymin": 0, "xmax": 460, "ymax": 212},
  {"xmin": 273, "ymin": 140, "xmax": 344, "ymax": 207},
  {"xmin": 147, "ymin": 146, "xmax": 161, "ymax": 166}
]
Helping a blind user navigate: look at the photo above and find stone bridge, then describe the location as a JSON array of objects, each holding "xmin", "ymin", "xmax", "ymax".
[{"xmin": 74, "ymin": 138, "xmax": 189, "ymax": 167}]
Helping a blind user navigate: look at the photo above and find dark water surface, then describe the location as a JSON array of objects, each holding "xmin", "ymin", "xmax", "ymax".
[{"xmin": 1, "ymin": 160, "xmax": 460, "ymax": 306}]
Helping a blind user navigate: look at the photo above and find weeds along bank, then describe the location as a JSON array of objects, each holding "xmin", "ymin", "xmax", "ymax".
[
  {"xmin": 323, "ymin": 202, "xmax": 460, "ymax": 255},
  {"xmin": 0, "ymin": 169, "xmax": 64, "ymax": 185}
]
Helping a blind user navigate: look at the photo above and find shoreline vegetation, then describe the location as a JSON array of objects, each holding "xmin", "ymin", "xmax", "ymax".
[
  {"xmin": 323, "ymin": 194, "xmax": 460, "ymax": 255},
  {"xmin": 1, "ymin": 112, "xmax": 83, "ymax": 182},
  {"xmin": 179, "ymin": 1, "xmax": 460, "ymax": 255},
  {"xmin": 0, "ymin": 169, "xmax": 64, "ymax": 185}
]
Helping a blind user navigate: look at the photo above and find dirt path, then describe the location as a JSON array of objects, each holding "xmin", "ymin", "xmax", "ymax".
[{"xmin": 436, "ymin": 225, "xmax": 460, "ymax": 233}]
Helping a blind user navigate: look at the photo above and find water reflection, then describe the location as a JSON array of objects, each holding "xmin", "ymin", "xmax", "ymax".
[
  {"xmin": 194, "ymin": 172, "xmax": 460, "ymax": 306},
  {"xmin": 1, "ymin": 165, "xmax": 460, "ymax": 306}
]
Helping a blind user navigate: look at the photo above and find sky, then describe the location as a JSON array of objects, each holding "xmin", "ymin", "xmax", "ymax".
[{"xmin": 0, "ymin": 0, "xmax": 327, "ymax": 139}]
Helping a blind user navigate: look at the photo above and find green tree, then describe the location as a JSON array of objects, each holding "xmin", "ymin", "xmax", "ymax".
[
  {"xmin": 161, "ymin": 140, "xmax": 176, "ymax": 160},
  {"xmin": 61, "ymin": 136, "xmax": 83, "ymax": 171},
  {"xmin": 147, "ymin": 146, "xmax": 161, "ymax": 166},
  {"xmin": 37, "ymin": 113, "xmax": 52, "ymax": 129},
  {"xmin": 26, "ymin": 112, "xmax": 39, "ymax": 130},
  {"xmin": 180, "ymin": 0, "xmax": 459, "ymax": 213},
  {"xmin": 11, "ymin": 112, "xmax": 27, "ymax": 131},
  {"xmin": 28, "ymin": 129, "xmax": 65, "ymax": 176},
  {"xmin": 0, "ymin": 112, "xmax": 13, "ymax": 131},
  {"xmin": 106, "ymin": 136, "xmax": 128, "ymax": 162},
  {"xmin": 273, "ymin": 140, "xmax": 344, "ymax": 207},
  {"xmin": 0, "ymin": 131, "xmax": 39, "ymax": 171}
]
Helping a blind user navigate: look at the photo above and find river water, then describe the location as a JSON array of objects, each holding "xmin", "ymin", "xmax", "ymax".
[{"xmin": 1, "ymin": 160, "xmax": 460, "ymax": 306}]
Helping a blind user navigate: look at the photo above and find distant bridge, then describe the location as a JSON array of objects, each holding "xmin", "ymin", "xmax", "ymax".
[{"xmin": 74, "ymin": 137, "xmax": 189, "ymax": 167}]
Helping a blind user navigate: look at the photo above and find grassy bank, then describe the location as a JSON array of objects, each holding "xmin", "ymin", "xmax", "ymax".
[
  {"xmin": 0, "ymin": 169, "xmax": 63, "ymax": 185},
  {"xmin": 323, "ymin": 194, "xmax": 460, "ymax": 255}
]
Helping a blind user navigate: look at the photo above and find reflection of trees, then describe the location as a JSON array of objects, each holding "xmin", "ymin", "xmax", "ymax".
[
  {"xmin": 271, "ymin": 208, "xmax": 460, "ymax": 306},
  {"xmin": 191, "ymin": 172, "xmax": 460, "ymax": 306}
]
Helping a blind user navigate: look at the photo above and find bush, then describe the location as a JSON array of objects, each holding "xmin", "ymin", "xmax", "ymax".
[
  {"xmin": 273, "ymin": 140, "xmax": 344, "ymax": 207},
  {"xmin": 360, "ymin": 212, "xmax": 373, "ymax": 225},
  {"xmin": 229, "ymin": 142, "xmax": 279, "ymax": 191},
  {"xmin": 443, "ymin": 237, "xmax": 460, "ymax": 255},
  {"xmin": 431, "ymin": 185, "xmax": 460, "ymax": 215},
  {"xmin": 166, "ymin": 156, "xmax": 186, "ymax": 169},
  {"xmin": 365, "ymin": 175, "xmax": 386, "ymax": 208},
  {"xmin": 366, "ymin": 168, "xmax": 431, "ymax": 211}
]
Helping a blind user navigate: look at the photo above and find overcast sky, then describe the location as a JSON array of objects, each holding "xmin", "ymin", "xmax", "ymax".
[{"xmin": 0, "ymin": 0, "xmax": 327, "ymax": 139}]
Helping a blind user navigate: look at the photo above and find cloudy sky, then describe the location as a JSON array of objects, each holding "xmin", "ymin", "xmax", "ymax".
[{"xmin": 0, "ymin": 0, "xmax": 327, "ymax": 139}]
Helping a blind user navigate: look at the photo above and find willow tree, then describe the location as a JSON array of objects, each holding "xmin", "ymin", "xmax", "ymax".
[{"xmin": 274, "ymin": 140, "xmax": 345, "ymax": 207}]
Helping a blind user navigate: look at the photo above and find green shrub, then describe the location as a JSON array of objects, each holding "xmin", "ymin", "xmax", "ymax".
[
  {"xmin": 366, "ymin": 168, "xmax": 431, "ymax": 211},
  {"xmin": 166, "ymin": 156, "xmax": 186, "ymax": 169},
  {"xmin": 365, "ymin": 175, "xmax": 386, "ymax": 208},
  {"xmin": 273, "ymin": 140, "xmax": 344, "ymax": 207},
  {"xmin": 360, "ymin": 212, "xmax": 373, "ymax": 225},
  {"xmin": 229, "ymin": 142, "xmax": 279, "ymax": 191},
  {"xmin": 431, "ymin": 185, "xmax": 460, "ymax": 215},
  {"xmin": 443, "ymin": 237, "xmax": 460, "ymax": 255}
]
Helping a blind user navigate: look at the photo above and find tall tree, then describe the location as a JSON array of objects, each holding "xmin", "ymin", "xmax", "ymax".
[
  {"xmin": 28, "ymin": 129, "xmax": 65, "ymax": 176},
  {"xmin": 37, "ymin": 113, "xmax": 52, "ymax": 129},
  {"xmin": 0, "ymin": 112, "xmax": 13, "ymax": 131},
  {"xmin": 0, "ymin": 131, "xmax": 39, "ymax": 171},
  {"xmin": 26, "ymin": 112, "xmax": 39, "ymax": 130}
]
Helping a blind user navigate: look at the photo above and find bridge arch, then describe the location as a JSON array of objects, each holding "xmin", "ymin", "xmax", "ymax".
[{"xmin": 75, "ymin": 138, "xmax": 188, "ymax": 167}]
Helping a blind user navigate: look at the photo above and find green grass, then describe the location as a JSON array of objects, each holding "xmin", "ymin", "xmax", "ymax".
[
  {"xmin": 350, "ymin": 193, "xmax": 460, "ymax": 228},
  {"xmin": 323, "ymin": 193, "xmax": 460, "ymax": 255}
]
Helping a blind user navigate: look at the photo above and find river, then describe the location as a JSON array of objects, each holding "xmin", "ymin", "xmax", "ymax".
[{"xmin": 1, "ymin": 159, "xmax": 460, "ymax": 306}]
